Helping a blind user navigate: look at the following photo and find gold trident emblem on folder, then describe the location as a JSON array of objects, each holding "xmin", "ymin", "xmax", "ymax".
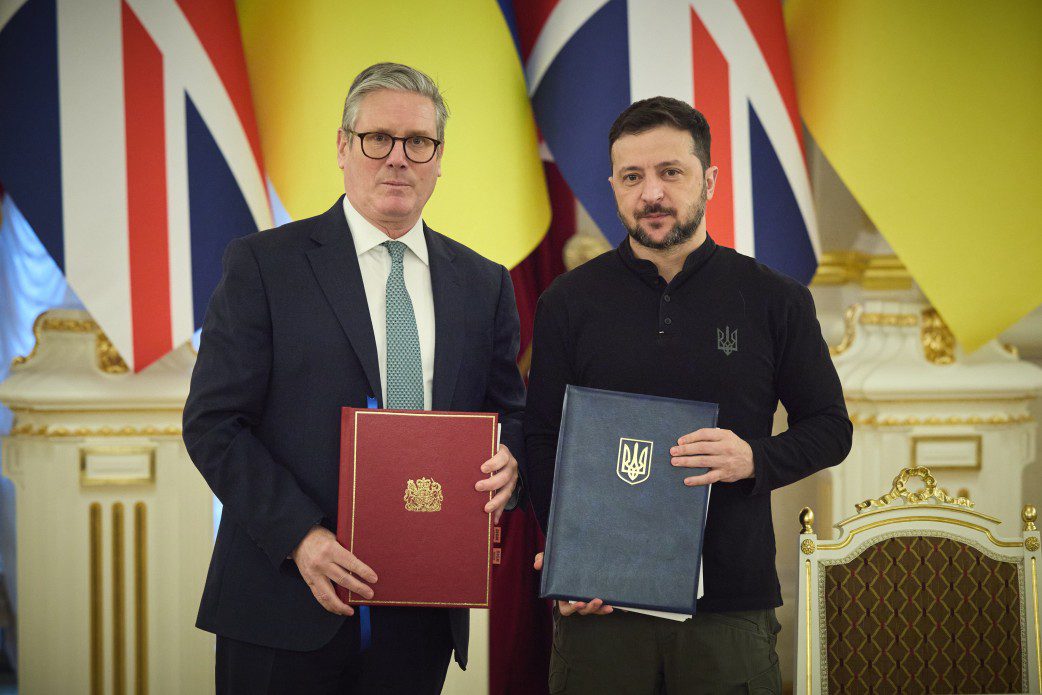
[{"xmin": 617, "ymin": 438, "xmax": 653, "ymax": 485}]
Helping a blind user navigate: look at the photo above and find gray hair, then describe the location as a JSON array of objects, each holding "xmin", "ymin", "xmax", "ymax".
[{"xmin": 341, "ymin": 62, "xmax": 449, "ymax": 141}]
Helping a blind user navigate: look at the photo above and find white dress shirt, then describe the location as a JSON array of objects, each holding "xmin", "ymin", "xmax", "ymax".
[{"xmin": 343, "ymin": 197, "xmax": 435, "ymax": 410}]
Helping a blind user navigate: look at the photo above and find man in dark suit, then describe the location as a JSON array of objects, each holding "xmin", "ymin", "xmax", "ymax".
[{"xmin": 183, "ymin": 62, "xmax": 525, "ymax": 694}]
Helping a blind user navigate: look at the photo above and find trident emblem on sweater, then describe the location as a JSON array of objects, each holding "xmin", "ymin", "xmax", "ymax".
[
  {"xmin": 717, "ymin": 326, "xmax": 738, "ymax": 356},
  {"xmin": 617, "ymin": 438, "xmax": 653, "ymax": 485}
]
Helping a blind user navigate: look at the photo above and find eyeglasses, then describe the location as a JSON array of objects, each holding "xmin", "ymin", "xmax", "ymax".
[{"xmin": 347, "ymin": 130, "xmax": 442, "ymax": 164}]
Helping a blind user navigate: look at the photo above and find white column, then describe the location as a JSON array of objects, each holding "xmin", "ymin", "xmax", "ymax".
[{"xmin": 0, "ymin": 309, "xmax": 214, "ymax": 694}]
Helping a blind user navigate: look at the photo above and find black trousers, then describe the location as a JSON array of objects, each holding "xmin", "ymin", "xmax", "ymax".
[{"xmin": 216, "ymin": 607, "xmax": 454, "ymax": 695}]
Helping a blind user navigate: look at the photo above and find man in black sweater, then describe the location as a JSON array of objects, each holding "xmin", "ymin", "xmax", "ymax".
[{"xmin": 525, "ymin": 97, "xmax": 852, "ymax": 693}]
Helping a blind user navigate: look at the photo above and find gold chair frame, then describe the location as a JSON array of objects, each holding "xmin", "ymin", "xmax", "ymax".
[{"xmin": 795, "ymin": 466, "xmax": 1042, "ymax": 694}]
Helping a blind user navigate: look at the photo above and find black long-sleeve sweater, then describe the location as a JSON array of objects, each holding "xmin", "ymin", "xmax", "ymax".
[{"xmin": 524, "ymin": 234, "xmax": 852, "ymax": 612}]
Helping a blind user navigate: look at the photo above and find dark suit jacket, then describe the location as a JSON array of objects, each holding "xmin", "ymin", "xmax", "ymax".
[{"xmin": 182, "ymin": 197, "xmax": 526, "ymax": 667}]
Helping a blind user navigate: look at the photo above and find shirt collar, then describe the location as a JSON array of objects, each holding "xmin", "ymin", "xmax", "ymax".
[
  {"xmin": 617, "ymin": 232, "xmax": 718, "ymax": 289},
  {"xmin": 342, "ymin": 196, "xmax": 429, "ymax": 266}
]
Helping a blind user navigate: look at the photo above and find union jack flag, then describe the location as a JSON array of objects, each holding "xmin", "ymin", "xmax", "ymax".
[
  {"xmin": 0, "ymin": 0, "xmax": 270, "ymax": 372},
  {"xmin": 513, "ymin": 0, "xmax": 819, "ymax": 283}
]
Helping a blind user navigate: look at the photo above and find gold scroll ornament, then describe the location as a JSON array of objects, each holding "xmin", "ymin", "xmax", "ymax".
[{"xmin": 855, "ymin": 466, "xmax": 973, "ymax": 513}]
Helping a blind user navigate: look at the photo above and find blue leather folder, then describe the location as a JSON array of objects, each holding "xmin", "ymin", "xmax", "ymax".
[{"xmin": 539, "ymin": 385, "xmax": 718, "ymax": 614}]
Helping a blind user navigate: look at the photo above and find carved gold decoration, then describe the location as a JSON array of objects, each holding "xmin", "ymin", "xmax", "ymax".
[
  {"xmin": 96, "ymin": 332, "xmax": 129, "ymax": 373},
  {"xmin": 12, "ymin": 315, "xmax": 98, "ymax": 368},
  {"xmin": 859, "ymin": 312, "xmax": 918, "ymax": 327},
  {"xmin": 1027, "ymin": 537, "xmax": 1040, "ymax": 552},
  {"xmin": 846, "ymin": 395, "xmax": 1034, "ymax": 404},
  {"xmin": 404, "ymin": 477, "xmax": 443, "ymax": 512},
  {"xmin": 9, "ymin": 311, "xmax": 130, "ymax": 373},
  {"xmin": 811, "ymin": 251, "xmax": 867, "ymax": 286},
  {"xmin": 829, "ymin": 304, "xmax": 861, "ymax": 357},
  {"xmin": 921, "ymin": 308, "xmax": 956, "ymax": 365},
  {"xmin": 113, "ymin": 502, "xmax": 126, "ymax": 695},
  {"xmin": 90, "ymin": 503, "xmax": 103, "ymax": 695},
  {"xmin": 855, "ymin": 466, "xmax": 974, "ymax": 513},
  {"xmin": 810, "ymin": 252, "xmax": 912, "ymax": 289},
  {"xmin": 9, "ymin": 423, "xmax": 181, "ymax": 437},
  {"xmin": 1025, "ymin": 506, "xmax": 1038, "ymax": 532},
  {"xmin": 800, "ymin": 507, "xmax": 815, "ymax": 534},
  {"xmin": 801, "ymin": 539, "xmax": 816, "ymax": 555},
  {"xmin": 563, "ymin": 233, "xmax": 611, "ymax": 271},
  {"xmin": 849, "ymin": 413, "xmax": 1031, "ymax": 427},
  {"xmin": 956, "ymin": 488, "xmax": 971, "ymax": 500},
  {"xmin": 134, "ymin": 503, "xmax": 148, "ymax": 695},
  {"xmin": 1002, "ymin": 343, "xmax": 1020, "ymax": 358},
  {"xmin": 861, "ymin": 255, "xmax": 913, "ymax": 290}
]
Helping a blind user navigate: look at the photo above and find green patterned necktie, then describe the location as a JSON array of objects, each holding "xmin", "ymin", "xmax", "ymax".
[{"xmin": 381, "ymin": 240, "xmax": 424, "ymax": 410}]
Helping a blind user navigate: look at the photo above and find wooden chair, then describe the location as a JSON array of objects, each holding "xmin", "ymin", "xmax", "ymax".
[{"xmin": 795, "ymin": 466, "xmax": 1042, "ymax": 694}]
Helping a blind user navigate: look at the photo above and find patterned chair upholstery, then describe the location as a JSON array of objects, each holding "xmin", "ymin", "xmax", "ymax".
[{"xmin": 795, "ymin": 467, "xmax": 1042, "ymax": 694}]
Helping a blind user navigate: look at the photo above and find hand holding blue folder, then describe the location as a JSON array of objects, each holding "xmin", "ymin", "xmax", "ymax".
[{"xmin": 539, "ymin": 385, "xmax": 718, "ymax": 615}]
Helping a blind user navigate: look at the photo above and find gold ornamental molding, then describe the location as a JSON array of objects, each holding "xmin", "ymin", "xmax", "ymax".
[
  {"xmin": 845, "ymin": 395, "xmax": 1035, "ymax": 404},
  {"xmin": 10, "ymin": 313, "xmax": 129, "ymax": 374},
  {"xmin": 859, "ymin": 311, "xmax": 918, "ymax": 327},
  {"xmin": 861, "ymin": 255, "xmax": 913, "ymax": 290},
  {"xmin": 849, "ymin": 413, "xmax": 1032, "ymax": 427},
  {"xmin": 88, "ymin": 502, "xmax": 149, "ymax": 695},
  {"xmin": 803, "ymin": 559, "xmax": 813, "ymax": 695},
  {"xmin": 8, "ymin": 423, "xmax": 181, "ymax": 438},
  {"xmin": 855, "ymin": 466, "xmax": 973, "ymax": 513},
  {"xmin": 811, "ymin": 252, "xmax": 912, "ymax": 290},
  {"xmin": 563, "ymin": 233, "xmax": 611, "ymax": 271},
  {"xmin": 80, "ymin": 446, "xmax": 157, "ymax": 487},
  {"xmin": 113, "ymin": 503, "xmax": 126, "ymax": 695},
  {"xmin": 134, "ymin": 503, "xmax": 149, "ymax": 695},
  {"xmin": 1032, "ymin": 557, "xmax": 1041, "ymax": 693},
  {"xmin": 921, "ymin": 308, "xmax": 956, "ymax": 365},
  {"xmin": 829, "ymin": 304, "xmax": 860, "ymax": 357},
  {"xmin": 830, "ymin": 304, "xmax": 1016, "ymax": 366},
  {"xmin": 910, "ymin": 435, "xmax": 981, "ymax": 471},
  {"xmin": 827, "ymin": 304, "xmax": 988, "ymax": 363},
  {"xmin": 97, "ymin": 333, "xmax": 130, "ymax": 374},
  {"xmin": 811, "ymin": 251, "xmax": 867, "ymax": 286},
  {"xmin": 90, "ymin": 503, "xmax": 103, "ymax": 695}
]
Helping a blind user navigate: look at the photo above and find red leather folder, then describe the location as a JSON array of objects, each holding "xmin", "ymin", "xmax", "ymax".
[{"xmin": 336, "ymin": 408, "xmax": 498, "ymax": 608}]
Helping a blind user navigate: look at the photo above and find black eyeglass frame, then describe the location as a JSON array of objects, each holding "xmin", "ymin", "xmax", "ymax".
[{"xmin": 346, "ymin": 129, "xmax": 442, "ymax": 164}]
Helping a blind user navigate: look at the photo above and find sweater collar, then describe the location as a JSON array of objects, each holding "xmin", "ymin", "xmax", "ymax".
[{"xmin": 616, "ymin": 232, "xmax": 718, "ymax": 289}]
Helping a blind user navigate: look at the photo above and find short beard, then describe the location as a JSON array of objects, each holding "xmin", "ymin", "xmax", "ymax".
[{"xmin": 622, "ymin": 186, "xmax": 707, "ymax": 251}]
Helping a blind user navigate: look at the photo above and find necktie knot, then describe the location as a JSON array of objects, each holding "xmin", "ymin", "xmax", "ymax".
[{"xmin": 381, "ymin": 240, "xmax": 406, "ymax": 265}]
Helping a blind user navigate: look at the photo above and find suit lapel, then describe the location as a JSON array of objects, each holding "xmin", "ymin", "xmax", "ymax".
[
  {"xmin": 305, "ymin": 198, "xmax": 383, "ymax": 404},
  {"xmin": 427, "ymin": 226, "xmax": 464, "ymax": 410}
]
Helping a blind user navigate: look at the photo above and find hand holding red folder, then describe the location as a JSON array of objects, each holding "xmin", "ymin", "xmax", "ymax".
[
  {"xmin": 336, "ymin": 408, "xmax": 502, "ymax": 608},
  {"xmin": 475, "ymin": 444, "xmax": 519, "ymax": 524},
  {"xmin": 290, "ymin": 526, "xmax": 378, "ymax": 617}
]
